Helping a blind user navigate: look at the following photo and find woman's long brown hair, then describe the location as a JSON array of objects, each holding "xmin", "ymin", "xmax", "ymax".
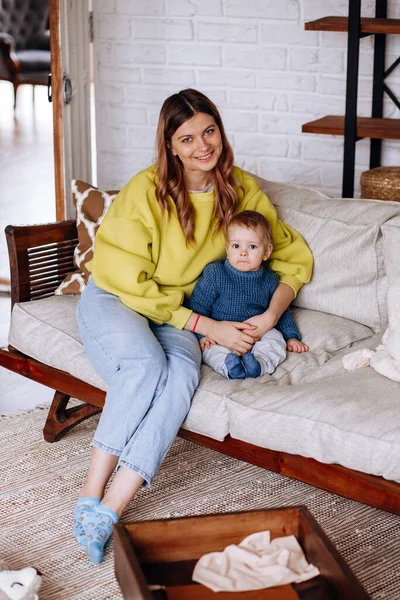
[{"xmin": 155, "ymin": 88, "xmax": 242, "ymax": 244}]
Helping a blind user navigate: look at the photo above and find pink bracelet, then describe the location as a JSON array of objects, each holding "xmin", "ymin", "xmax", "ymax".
[{"xmin": 192, "ymin": 314, "xmax": 201, "ymax": 333}]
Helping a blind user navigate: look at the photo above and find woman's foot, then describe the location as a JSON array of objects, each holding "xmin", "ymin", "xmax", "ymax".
[
  {"xmin": 241, "ymin": 352, "xmax": 261, "ymax": 378},
  {"xmin": 225, "ymin": 353, "xmax": 246, "ymax": 379},
  {"xmin": 73, "ymin": 497, "xmax": 100, "ymax": 547},
  {"xmin": 84, "ymin": 504, "xmax": 119, "ymax": 565}
]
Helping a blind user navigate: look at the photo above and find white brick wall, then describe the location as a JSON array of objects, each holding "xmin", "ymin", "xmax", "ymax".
[{"xmin": 94, "ymin": 0, "xmax": 400, "ymax": 197}]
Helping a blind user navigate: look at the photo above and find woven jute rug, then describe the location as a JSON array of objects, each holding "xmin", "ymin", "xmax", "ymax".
[{"xmin": 0, "ymin": 406, "xmax": 399, "ymax": 600}]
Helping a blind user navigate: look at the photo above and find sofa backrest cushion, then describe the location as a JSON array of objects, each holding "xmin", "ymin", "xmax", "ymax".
[
  {"xmin": 255, "ymin": 177, "xmax": 400, "ymax": 332},
  {"xmin": 382, "ymin": 215, "xmax": 400, "ymax": 285}
]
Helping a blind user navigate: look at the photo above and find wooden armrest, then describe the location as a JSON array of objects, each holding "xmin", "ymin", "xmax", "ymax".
[{"xmin": 5, "ymin": 220, "xmax": 78, "ymax": 308}]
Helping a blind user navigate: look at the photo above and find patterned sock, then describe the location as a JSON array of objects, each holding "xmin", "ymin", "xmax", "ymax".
[
  {"xmin": 73, "ymin": 497, "xmax": 100, "ymax": 547},
  {"xmin": 242, "ymin": 352, "xmax": 262, "ymax": 378},
  {"xmin": 84, "ymin": 504, "xmax": 119, "ymax": 565},
  {"xmin": 225, "ymin": 353, "xmax": 246, "ymax": 379}
]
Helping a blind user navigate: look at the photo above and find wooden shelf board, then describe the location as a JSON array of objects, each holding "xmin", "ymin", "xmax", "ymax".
[
  {"xmin": 302, "ymin": 115, "xmax": 400, "ymax": 140},
  {"xmin": 305, "ymin": 16, "xmax": 400, "ymax": 35}
]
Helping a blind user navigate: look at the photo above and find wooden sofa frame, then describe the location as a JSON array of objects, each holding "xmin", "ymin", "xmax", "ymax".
[{"xmin": 1, "ymin": 221, "xmax": 399, "ymax": 515}]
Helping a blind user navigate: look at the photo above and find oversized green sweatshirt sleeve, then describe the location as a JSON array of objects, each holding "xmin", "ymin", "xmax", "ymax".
[
  {"xmin": 90, "ymin": 217, "xmax": 190, "ymax": 327},
  {"xmin": 237, "ymin": 169, "xmax": 313, "ymax": 297},
  {"xmin": 88, "ymin": 170, "xmax": 192, "ymax": 328}
]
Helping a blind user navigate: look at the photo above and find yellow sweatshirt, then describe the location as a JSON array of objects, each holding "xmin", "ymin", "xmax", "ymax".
[{"xmin": 88, "ymin": 165, "xmax": 313, "ymax": 329}]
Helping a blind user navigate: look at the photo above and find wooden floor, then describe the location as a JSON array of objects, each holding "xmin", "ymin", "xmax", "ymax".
[{"xmin": 0, "ymin": 82, "xmax": 56, "ymax": 285}]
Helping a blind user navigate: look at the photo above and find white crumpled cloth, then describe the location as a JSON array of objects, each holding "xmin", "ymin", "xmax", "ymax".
[{"xmin": 192, "ymin": 530, "xmax": 320, "ymax": 592}]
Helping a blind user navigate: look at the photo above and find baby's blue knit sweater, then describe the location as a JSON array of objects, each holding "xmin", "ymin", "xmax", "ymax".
[{"xmin": 187, "ymin": 259, "xmax": 301, "ymax": 341}]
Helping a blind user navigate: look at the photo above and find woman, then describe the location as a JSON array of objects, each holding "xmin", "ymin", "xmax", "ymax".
[{"xmin": 75, "ymin": 89, "xmax": 313, "ymax": 564}]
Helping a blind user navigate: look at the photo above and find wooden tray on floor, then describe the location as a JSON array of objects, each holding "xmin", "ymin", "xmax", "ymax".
[{"xmin": 114, "ymin": 505, "xmax": 370, "ymax": 600}]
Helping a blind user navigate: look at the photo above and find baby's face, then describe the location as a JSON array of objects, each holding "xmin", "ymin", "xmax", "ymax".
[{"xmin": 225, "ymin": 224, "xmax": 272, "ymax": 272}]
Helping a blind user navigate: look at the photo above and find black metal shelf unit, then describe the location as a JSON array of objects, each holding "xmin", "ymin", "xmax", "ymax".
[{"xmin": 302, "ymin": 0, "xmax": 400, "ymax": 197}]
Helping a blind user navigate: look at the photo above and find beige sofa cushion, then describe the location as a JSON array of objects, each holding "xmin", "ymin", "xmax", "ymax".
[
  {"xmin": 8, "ymin": 296, "xmax": 229, "ymax": 441},
  {"xmin": 9, "ymin": 296, "xmax": 104, "ymax": 390},
  {"xmin": 255, "ymin": 178, "xmax": 400, "ymax": 332},
  {"xmin": 226, "ymin": 368, "xmax": 400, "ymax": 483},
  {"xmin": 8, "ymin": 296, "xmax": 375, "ymax": 449},
  {"xmin": 382, "ymin": 215, "xmax": 400, "ymax": 284}
]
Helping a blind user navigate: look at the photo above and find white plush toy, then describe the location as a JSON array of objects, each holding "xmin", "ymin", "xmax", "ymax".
[
  {"xmin": 0, "ymin": 560, "xmax": 41, "ymax": 600},
  {"xmin": 343, "ymin": 277, "xmax": 400, "ymax": 382}
]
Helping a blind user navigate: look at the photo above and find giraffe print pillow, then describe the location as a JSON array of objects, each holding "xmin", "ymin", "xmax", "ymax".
[{"xmin": 55, "ymin": 180, "xmax": 119, "ymax": 295}]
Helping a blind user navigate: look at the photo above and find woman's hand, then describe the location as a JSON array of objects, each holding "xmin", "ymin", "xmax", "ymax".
[
  {"xmin": 211, "ymin": 320, "xmax": 259, "ymax": 355},
  {"xmin": 242, "ymin": 310, "xmax": 277, "ymax": 339},
  {"xmin": 185, "ymin": 313, "xmax": 258, "ymax": 355}
]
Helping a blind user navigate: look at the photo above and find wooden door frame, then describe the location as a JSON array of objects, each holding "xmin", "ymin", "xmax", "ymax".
[
  {"xmin": 1, "ymin": 3, "xmax": 91, "ymax": 282},
  {"xmin": 0, "ymin": 0, "xmax": 64, "ymax": 286},
  {"xmin": 49, "ymin": 0, "xmax": 93, "ymax": 222},
  {"xmin": 49, "ymin": 0, "xmax": 65, "ymax": 221}
]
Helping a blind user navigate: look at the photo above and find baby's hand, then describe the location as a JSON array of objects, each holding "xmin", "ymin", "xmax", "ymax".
[
  {"xmin": 287, "ymin": 339, "xmax": 309, "ymax": 353},
  {"xmin": 200, "ymin": 337, "xmax": 216, "ymax": 351}
]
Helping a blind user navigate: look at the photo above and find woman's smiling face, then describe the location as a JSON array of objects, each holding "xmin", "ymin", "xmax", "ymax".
[{"xmin": 170, "ymin": 112, "xmax": 223, "ymax": 185}]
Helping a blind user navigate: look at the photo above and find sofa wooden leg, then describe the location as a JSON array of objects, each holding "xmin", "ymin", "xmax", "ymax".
[{"xmin": 43, "ymin": 391, "xmax": 101, "ymax": 443}]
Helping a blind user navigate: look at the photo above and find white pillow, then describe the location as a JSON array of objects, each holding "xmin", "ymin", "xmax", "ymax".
[{"xmin": 278, "ymin": 206, "xmax": 382, "ymax": 331}]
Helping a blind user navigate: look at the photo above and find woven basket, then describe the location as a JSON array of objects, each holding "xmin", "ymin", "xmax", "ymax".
[{"xmin": 360, "ymin": 166, "xmax": 400, "ymax": 202}]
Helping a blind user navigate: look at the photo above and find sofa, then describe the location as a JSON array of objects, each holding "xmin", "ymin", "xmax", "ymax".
[{"xmin": 1, "ymin": 175, "xmax": 399, "ymax": 515}]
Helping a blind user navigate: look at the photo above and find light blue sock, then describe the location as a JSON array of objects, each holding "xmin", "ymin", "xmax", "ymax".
[
  {"xmin": 84, "ymin": 504, "xmax": 119, "ymax": 565},
  {"xmin": 73, "ymin": 497, "xmax": 100, "ymax": 547}
]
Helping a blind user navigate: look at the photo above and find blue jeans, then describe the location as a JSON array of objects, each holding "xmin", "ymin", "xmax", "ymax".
[{"xmin": 76, "ymin": 279, "xmax": 201, "ymax": 486}]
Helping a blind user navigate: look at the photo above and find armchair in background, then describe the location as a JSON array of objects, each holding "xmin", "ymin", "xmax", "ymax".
[{"xmin": 0, "ymin": 0, "xmax": 50, "ymax": 109}]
